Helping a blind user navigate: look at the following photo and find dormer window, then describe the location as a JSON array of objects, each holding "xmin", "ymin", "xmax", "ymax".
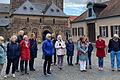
[
  {"xmin": 51, "ymin": 9, "xmax": 54, "ymax": 12},
  {"xmin": 88, "ymin": 8, "xmax": 92, "ymax": 17},
  {"xmin": 23, "ymin": 6, "xmax": 27, "ymax": 10},
  {"xmin": 56, "ymin": 9, "xmax": 60, "ymax": 12},
  {"xmin": 30, "ymin": 7, "xmax": 33, "ymax": 10}
]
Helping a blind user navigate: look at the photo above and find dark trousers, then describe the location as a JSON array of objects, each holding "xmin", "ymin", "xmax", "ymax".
[
  {"xmin": 29, "ymin": 58, "xmax": 35, "ymax": 70},
  {"xmin": 6, "ymin": 58, "xmax": 16, "ymax": 74},
  {"xmin": 53, "ymin": 52, "xmax": 56, "ymax": 65},
  {"xmin": 43, "ymin": 55, "xmax": 52, "ymax": 74},
  {"xmin": 76, "ymin": 55, "xmax": 79, "ymax": 64},
  {"xmin": 20, "ymin": 60, "xmax": 28, "ymax": 73},
  {"xmin": 67, "ymin": 55, "xmax": 73, "ymax": 65},
  {"xmin": 88, "ymin": 52, "xmax": 92, "ymax": 66},
  {"xmin": 16, "ymin": 57, "xmax": 20, "ymax": 71}
]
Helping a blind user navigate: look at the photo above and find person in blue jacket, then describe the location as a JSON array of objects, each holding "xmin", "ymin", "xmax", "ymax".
[
  {"xmin": 4, "ymin": 35, "xmax": 20, "ymax": 78},
  {"xmin": 29, "ymin": 33, "xmax": 38, "ymax": 71},
  {"xmin": 66, "ymin": 37, "xmax": 74, "ymax": 66},
  {"xmin": 42, "ymin": 33, "xmax": 54, "ymax": 75}
]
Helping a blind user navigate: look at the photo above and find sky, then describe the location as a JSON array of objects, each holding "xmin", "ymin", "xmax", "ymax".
[{"xmin": 0, "ymin": 0, "xmax": 90, "ymax": 16}]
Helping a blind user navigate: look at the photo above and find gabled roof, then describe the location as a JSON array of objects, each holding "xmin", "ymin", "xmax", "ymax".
[
  {"xmin": 0, "ymin": 18, "xmax": 10, "ymax": 27},
  {"xmin": 99, "ymin": 0, "xmax": 120, "ymax": 18},
  {"xmin": 44, "ymin": 3, "xmax": 67, "ymax": 17},
  {"xmin": 0, "ymin": 3, "xmax": 9, "ymax": 13},
  {"xmin": 72, "ymin": 0, "xmax": 120, "ymax": 23},
  {"xmin": 13, "ymin": 0, "xmax": 42, "ymax": 15}
]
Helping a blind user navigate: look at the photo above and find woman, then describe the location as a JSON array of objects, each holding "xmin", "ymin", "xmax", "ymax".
[
  {"xmin": 86, "ymin": 39, "xmax": 93, "ymax": 69},
  {"xmin": 20, "ymin": 35, "xmax": 30, "ymax": 75},
  {"xmin": 78, "ymin": 37, "xmax": 88, "ymax": 72},
  {"xmin": 4, "ymin": 35, "xmax": 20, "ymax": 78},
  {"xmin": 0, "ymin": 36, "xmax": 6, "ymax": 79},
  {"xmin": 42, "ymin": 33, "xmax": 54, "ymax": 75},
  {"xmin": 66, "ymin": 37, "xmax": 74, "ymax": 66},
  {"xmin": 29, "ymin": 33, "xmax": 38, "ymax": 71},
  {"xmin": 96, "ymin": 35, "xmax": 106, "ymax": 71},
  {"xmin": 55, "ymin": 35, "xmax": 66, "ymax": 70}
]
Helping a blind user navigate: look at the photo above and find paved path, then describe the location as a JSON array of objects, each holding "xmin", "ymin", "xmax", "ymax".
[{"xmin": 1, "ymin": 45, "xmax": 120, "ymax": 80}]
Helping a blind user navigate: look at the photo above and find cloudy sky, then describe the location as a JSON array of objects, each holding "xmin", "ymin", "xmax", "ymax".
[{"xmin": 0, "ymin": 0, "xmax": 92, "ymax": 16}]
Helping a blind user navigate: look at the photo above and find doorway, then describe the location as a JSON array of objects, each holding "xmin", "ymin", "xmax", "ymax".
[{"xmin": 87, "ymin": 23, "xmax": 96, "ymax": 42}]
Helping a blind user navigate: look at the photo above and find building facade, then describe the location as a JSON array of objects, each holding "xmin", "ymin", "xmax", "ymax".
[
  {"xmin": 0, "ymin": 0, "xmax": 69, "ymax": 41},
  {"xmin": 71, "ymin": 0, "xmax": 120, "ymax": 44}
]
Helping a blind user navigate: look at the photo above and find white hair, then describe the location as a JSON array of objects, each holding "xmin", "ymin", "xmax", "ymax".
[
  {"xmin": 10, "ymin": 35, "xmax": 17, "ymax": 41},
  {"xmin": 46, "ymin": 33, "xmax": 51, "ymax": 39}
]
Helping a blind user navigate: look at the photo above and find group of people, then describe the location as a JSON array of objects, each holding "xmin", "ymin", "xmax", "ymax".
[
  {"xmin": 0, "ymin": 30, "xmax": 120, "ymax": 78},
  {"xmin": 0, "ymin": 30, "xmax": 38, "ymax": 79},
  {"xmin": 42, "ymin": 33, "xmax": 120, "ymax": 75}
]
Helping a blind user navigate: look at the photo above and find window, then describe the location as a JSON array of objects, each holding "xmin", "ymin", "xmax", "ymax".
[
  {"xmin": 88, "ymin": 8, "xmax": 92, "ymax": 17},
  {"xmin": 72, "ymin": 28, "xmax": 77, "ymax": 36},
  {"xmin": 40, "ymin": 18, "xmax": 42, "ymax": 23},
  {"xmin": 51, "ymin": 9, "xmax": 54, "ymax": 12},
  {"xmin": 99, "ymin": 26, "xmax": 108, "ymax": 37},
  {"xmin": 111, "ymin": 25, "xmax": 120, "ymax": 37},
  {"xmin": 53, "ymin": 19, "xmax": 55, "ymax": 24},
  {"xmin": 78, "ymin": 27, "xmax": 84, "ymax": 36},
  {"xmin": 27, "ymin": 18, "xmax": 29, "ymax": 22},
  {"xmin": 23, "ymin": 6, "xmax": 27, "ymax": 10},
  {"xmin": 56, "ymin": 9, "xmax": 60, "ymax": 12},
  {"xmin": 30, "ymin": 7, "xmax": 33, "ymax": 10}
]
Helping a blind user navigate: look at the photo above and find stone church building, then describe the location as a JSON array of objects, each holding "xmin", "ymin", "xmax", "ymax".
[{"xmin": 0, "ymin": 0, "xmax": 69, "ymax": 41}]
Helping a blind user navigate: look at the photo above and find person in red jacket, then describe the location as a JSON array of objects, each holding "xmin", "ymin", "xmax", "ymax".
[
  {"xmin": 96, "ymin": 35, "xmax": 106, "ymax": 71},
  {"xmin": 20, "ymin": 35, "xmax": 30, "ymax": 75}
]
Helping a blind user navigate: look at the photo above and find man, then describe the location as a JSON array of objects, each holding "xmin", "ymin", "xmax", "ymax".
[
  {"xmin": 108, "ymin": 34, "xmax": 120, "ymax": 71},
  {"xmin": 16, "ymin": 30, "xmax": 24, "ymax": 72},
  {"xmin": 42, "ymin": 33, "xmax": 54, "ymax": 75}
]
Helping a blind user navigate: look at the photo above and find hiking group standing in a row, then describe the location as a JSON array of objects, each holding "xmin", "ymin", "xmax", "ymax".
[{"xmin": 0, "ymin": 30, "xmax": 120, "ymax": 78}]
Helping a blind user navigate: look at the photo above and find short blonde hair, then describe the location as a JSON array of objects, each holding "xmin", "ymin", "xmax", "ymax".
[
  {"xmin": 30, "ymin": 33, "xmax": 35, "ymax": 39},
  {"xmin": 0, "ymin": 36, "xmax": 4, "ymax": 43},
  {"xmin": 10, "ymin": 35, "xmax": 17, "ymax": 41}
]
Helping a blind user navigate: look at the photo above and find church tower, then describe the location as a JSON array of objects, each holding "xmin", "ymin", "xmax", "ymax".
[{"xmin": 10, "ymin": 0, "xmax": 64, "ymax": 11}]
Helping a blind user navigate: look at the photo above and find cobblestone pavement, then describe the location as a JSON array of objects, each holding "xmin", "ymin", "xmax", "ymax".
[{"xmin": 1, "ymin": 45, "xmax": 120, "ymax": 80}]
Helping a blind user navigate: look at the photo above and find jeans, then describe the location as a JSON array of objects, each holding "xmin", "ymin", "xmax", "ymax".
[
  {"xmin": 6, "ymin": 58, "xmax": 16, "ymax": 74},
  {"xmin": 43, "ymin": 55, "xmax": 52, "ymax": 74},
  {"xmin": 98, "ymin": 57, "xmax": 104, "ymax": 68},
  {"xmin": 110, "ymin": 51, "xmax": 120, "ymax": 69},
  {"xmin": 20, "ymin": 60, "xmax": 28, "ymax": 73},
  {"xmin": 57, "ymin": 55, "xmax": 64, "ymax": 68},
  {"xmin": 16, "ymin": 57, "xmax": 20, "ymax": 71}
]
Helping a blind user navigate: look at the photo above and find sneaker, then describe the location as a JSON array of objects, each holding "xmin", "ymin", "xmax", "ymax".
[
  {"xmin": 12, "ymin": 74, "xmax": 15, "ymax": 78},
  {"xmin": 4, "ymin": 75, "xmax": 8, "ymax": 78},
  {"xmin": 117, "ymin": 68, "xmax": 120, "ymax": 72},
  {"xmin": 101, "ymin": 68, "xmax": 103, "ymax": 71}
]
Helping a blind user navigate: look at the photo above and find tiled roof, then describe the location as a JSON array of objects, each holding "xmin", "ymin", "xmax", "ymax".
[
  {"xmin": 0, "ymin": 3, "xmax": 9, "ymax": 13},
  {"xmin": 13, "ymin": 0, "xmax": 43, "ymax": 15},
  {"xmin": 0, "ymin": 18, "xmax": 10, "ymax": 27},
  {"xmin": 72, "ymin": 0, "xmax": 120, "ymax": 23}
]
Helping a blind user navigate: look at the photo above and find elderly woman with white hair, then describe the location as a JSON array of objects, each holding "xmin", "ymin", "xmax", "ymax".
[
  {"xmin": 55, "ymin": 35, "xmax": 66, "ymax": 70},
  {"xmin": 42, "ymin": 33, "xmax": 54, "ymax": 75},
  {"xmin": 20, "ymin": 35, "xmax": 30, "ymax": 75},
  {"xmin": 0, "ymin": 36, "xmax": 6, "ymax": 79},
  {"xmin": 4, "ymin": 35, "xmax": 20, "ymax": 78}
]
